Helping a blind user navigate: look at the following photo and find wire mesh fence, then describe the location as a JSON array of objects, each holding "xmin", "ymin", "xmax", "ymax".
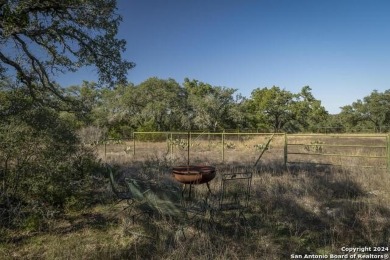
[
  {"xmin": 97, "ymin": 132, "xmax": 285, "ymax": 166},
  {"xmin": 96, "ymin": 132, "xmax": 390, "ymax": 171},
  {"xmin": 286, "ymin": 134, "xmax": 389, "ymax": 169}
]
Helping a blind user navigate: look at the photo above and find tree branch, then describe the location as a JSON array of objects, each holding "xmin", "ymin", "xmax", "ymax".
[{"xmin": 0, "ymin": 0, "xmax": 133, "ymax": 107}]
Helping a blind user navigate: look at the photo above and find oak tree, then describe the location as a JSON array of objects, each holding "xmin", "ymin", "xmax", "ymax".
[{"xmin": 0, "ymin": 0, "xmax": 134, "ymax": 104}]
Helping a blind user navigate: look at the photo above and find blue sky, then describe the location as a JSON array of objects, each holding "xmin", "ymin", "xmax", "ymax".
[{"xmin": 60, "ymin": 0, "xmax": 390, "ymax": 114}]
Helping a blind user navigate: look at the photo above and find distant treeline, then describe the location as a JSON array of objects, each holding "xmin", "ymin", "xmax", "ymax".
[{"xmin": 55, "ymin": 77, "xmax": 390, "ymax": 138}]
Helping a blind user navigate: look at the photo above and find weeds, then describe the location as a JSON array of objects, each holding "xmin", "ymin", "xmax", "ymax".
[
  {"xmin": 1, "ymin": 147, "xmax": 389, "ymax": 259},
  {"xmin": 304, "ymin": 140, "xmax": 325, "ymax": 153}
]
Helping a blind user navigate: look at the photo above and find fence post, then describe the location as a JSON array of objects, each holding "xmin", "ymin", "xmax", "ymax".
[
  {"xmin": 189, "ymin": 131, "xmax": 192, "ymax": 153},
  {"xmin": 387, "ymin": 135, "xmax": 390, "ymax": 172},
  {"xmin": 284, "ymin": 133, "xmax": 288, "ymax": 168},
  {"xmin": 170, "ymin": 132, "xmax": 173, "ymax": 157},
  {"xmin": 187, "ymin": 131, "xmax": 190, "ymax": 166},
  {"xmin": 222, "ymin": 130, "xmax": 225, "ymax": 163},
  {"xmin": 133, "ymin": 132, "xmax": 136, "ymax": 156},
  {"xmin": 104, "ymin": 140, "xmax": 107, "ymax": 161},
  {"xmin": 166, "ymin": 133, "xmax": 169, "ymax": 154}
]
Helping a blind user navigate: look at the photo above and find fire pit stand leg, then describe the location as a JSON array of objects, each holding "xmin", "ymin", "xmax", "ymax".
[
  {"xmin": 181, "ymin": 184, "xmax": 194, "ymax": 200},
  {"xmin": 181, "ymin": 182, "xmax": 212, "ymax": 205},
  {"xmin": 206, "ymin": 182, "xmax": 212, "ymax": 194}
]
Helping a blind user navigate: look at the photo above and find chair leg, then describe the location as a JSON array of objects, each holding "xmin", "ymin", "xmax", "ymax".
[{"xmin": 117, "ymin": 199, "xmax": 135, "ymax": 212}]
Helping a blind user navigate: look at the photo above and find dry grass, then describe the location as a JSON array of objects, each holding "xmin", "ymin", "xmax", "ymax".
[{"xmin": 2, "ymin": 135, "xmax": 390, "ymax": 259}]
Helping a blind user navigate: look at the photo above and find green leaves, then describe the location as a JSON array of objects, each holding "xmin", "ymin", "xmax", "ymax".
[
  {"xmin": 247, "ymin": 86, "xmax": 328, "ymax": 132},
  {"xmin": 248, "ymin": 86, "xmax": 296, "ymax": 132},
  {"xmin": 0, "ymin": 88, "xmax": 102, "ymax": 228},
  {"xmin": 340, "ymin": 90, "xmax": 390, "ymax": 132},
  {"xmin": 0, "ymin": 0, "xmax": 134, "ymax": 105}
]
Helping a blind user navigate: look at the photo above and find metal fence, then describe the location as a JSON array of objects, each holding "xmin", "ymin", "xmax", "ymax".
[
  {"xmin": 100, "ymin": 132, "xmax": 390, "ymax": 171},
  {"xmin": 130, "ymin": 131, "xmax": 285, "ymax": 165},
  {"xmin": 285, "ymin": 134, "xmax": 389, "ymax": 169}
]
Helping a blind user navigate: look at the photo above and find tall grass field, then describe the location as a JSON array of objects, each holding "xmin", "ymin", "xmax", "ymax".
[{"xmin": 1, "ymin": 134, "xmax": 389, "ymax": 259}]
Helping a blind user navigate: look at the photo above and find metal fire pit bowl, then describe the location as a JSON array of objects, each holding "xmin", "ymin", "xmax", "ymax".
[{"xmin": 172, "ymin": 165, "xmax": 216, "ymax": 185}]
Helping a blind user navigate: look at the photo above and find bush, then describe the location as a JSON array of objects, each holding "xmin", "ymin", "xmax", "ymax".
[
  {"xmin": 134, "ymin": 132, "xmax": 167, "ymax": 142},
  {"xmin": 77, "ymin": 126, "xmax": 107, "ymax": 145},
  {"xmin": 135, "ymin": 121, "xmax": 167, "ymax": 142},
  {"xmin": 0, "ymin": 104, "xmax": 104, "ymax": 230},
  {"xmin": 304, "ymin": 140, "xmax": 325, "ymax": 153}
]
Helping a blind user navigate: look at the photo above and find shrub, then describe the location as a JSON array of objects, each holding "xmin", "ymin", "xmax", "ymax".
[
  {"xmin": 169, "ymin": 138, "xmax": 188, "ymax": 150},
  {"xmin": 77, "ymin": 126, "xmax": 107, "ymax": 145},
  {"xmin": 135, "ymin": 132, "xmax": 167, "ymax": 142},
  {"xmin": 226, "ymin": 142, "xmax": 236, "ymax": 149},
  {"xmin": 304, "ymin": 140, "xmax": 325, "ymax": 153},
  {"xmin": 0, "ymin": 105, "xmax": 104, "ymax": 230}
]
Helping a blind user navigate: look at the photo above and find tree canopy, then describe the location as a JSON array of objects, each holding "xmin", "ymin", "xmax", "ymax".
[
  {"xmin": 246, "ymin": 86, "xmax": 328, "ymax": 132},
  {"xmin": 339, "ymin": 90, "xmax": 390, "ymax": 132},
  {"xmin": 58, "ymin": 78, "xmax": 338, "ymax": 137},
  {"xmin": 0, "ymin": 0, "xmax": 134, "ymax": 105}
]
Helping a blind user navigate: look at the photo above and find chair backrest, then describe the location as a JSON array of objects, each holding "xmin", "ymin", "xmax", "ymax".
[
  {"xmin": 219, "ymin": 172, "xmax": 252, "ymax": 211},
  {"xmin": 106, "ymin": 164, "xmax": 150, "ymax": 202},
  {"xmin": 106, "ymin": 164, "xmax": 122, "ymax": 195},
  {"xmin": 125, "ymin": 178, "xmax": 146, "ymax": 200}
]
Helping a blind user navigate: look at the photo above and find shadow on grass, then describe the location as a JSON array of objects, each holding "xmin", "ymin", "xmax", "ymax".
[
  {"xmin": 4, "ymin": 159, "xmax": 389, "ymax": 259},
  {"xmin": 254, "ymin": 163, "xmax": 390, "ymax": 254},
  {"xmin": 120, "ymin": 160, "xmax": 390, "ymax": 258}
]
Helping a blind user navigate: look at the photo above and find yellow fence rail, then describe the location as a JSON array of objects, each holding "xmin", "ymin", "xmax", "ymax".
[
  {"xmin": 131, "ymin": 131, "xmax": 284, "ymax": 163},
  {"xmin": 285, "ymin": 133, "xmax": 389, "ymax": 170},
  {"xmin": 101, "ymin": 132, "xmax": 390, "ymax": 171}
]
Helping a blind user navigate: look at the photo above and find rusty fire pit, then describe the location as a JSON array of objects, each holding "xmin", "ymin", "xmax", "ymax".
[{"xmin": 172, "ymin": 165, "xmax": 216, "ymax": 185}]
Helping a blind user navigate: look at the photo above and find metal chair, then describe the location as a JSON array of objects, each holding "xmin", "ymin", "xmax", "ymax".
[
  {"xmin": 106, "ymin": 164, "xmax": 151, "ymax": 222},
  {"xmin": 107, "ymin": 164, "xmax": 134, "ymax": 207},
  {"xmin": 212, "ymin": 134, "xmax": 272, "ymax": 222},
  {"xmin": 217, "ymin": 172, "xmax": 253, "ymax": 222}
]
